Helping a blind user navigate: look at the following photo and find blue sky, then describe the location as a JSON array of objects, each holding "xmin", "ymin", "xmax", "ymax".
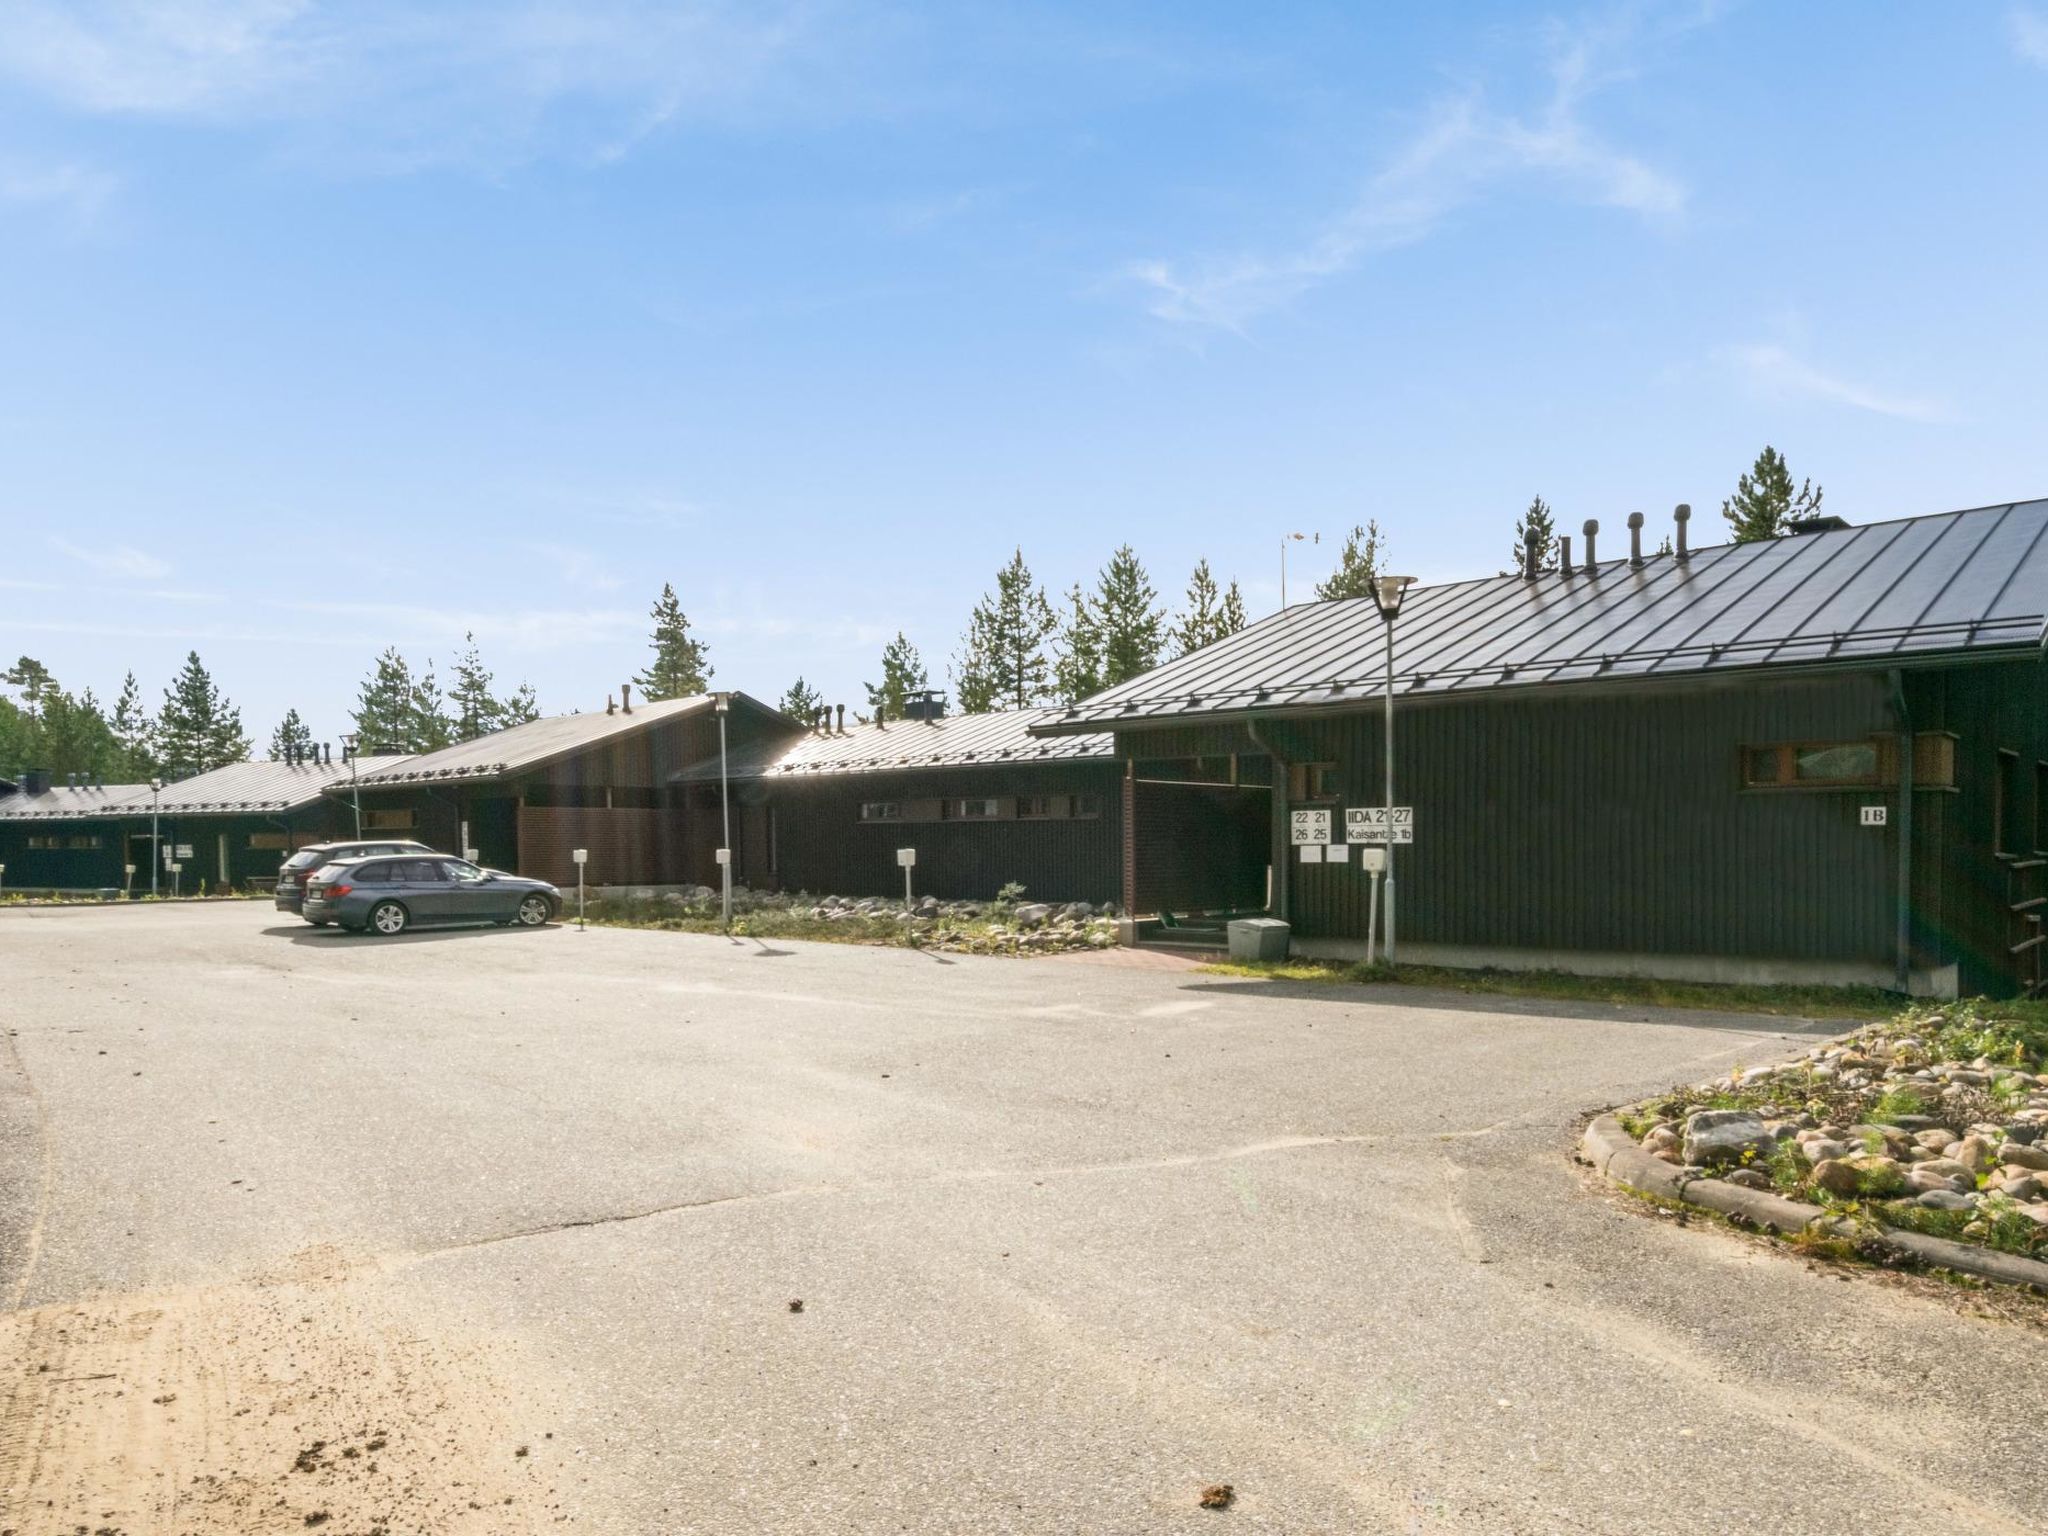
[{"xmin": 3, "ymin": 1, "xmax": 2045, "ymax": 745}]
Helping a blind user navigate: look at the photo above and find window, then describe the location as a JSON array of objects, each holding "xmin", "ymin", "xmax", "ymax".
[
  {"xmin": 397, "ymin": 859, "xmax": 447, "ymax": 883},
  {"xmin": 1071, "ymin": 794, "xmax": 1102, "ymax": 819},
  {"xmin": 27, "ymin": 835, "xmax": 54, "ymax": 850},
  {"xmin": 950, "ymin": 797, "xmax": 1001, "ymax": 820},
  {"xmin": 1017, "ymin": 795, "xmax": 1059, "ymax": 819},
  {"xmin": 859, "ymin": 801, "xmax": 902, "ymax": 822},
  {"xmin": 440, "ymin": 859, "xmax": 487, "ymax": 882},
  {"xmin": 1287, "ymin": 762, "xmax": 1341, "ymax": 801},
  {"xmin": 1741, "ymin": 740, "xmax": 1882, "ymax": 788},
  {"xmin": 248, "ymin": 832, "xmax": 289, "ymax": 850},
  {"xmin": 364, "ymin": 808, "xmax": 416, "ymax": 830},
  {"xmin": 1995, "ymin": 749, "xmax": 2020, "ymax": 856},
  {"xmin": 66, "ymin": 836, "xmax": 101, "ymax": 850}
]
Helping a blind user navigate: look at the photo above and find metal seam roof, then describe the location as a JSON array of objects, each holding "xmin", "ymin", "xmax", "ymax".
[
  {"xmin": 1033, "ymin": 499, "xmax": 2048, "ymax": 733},
  {"xmin": 0, "ymin": 756, "xmax": 414, "ymax": 821},
  {"xmin": 674, "ymin": 707, "xmax": 1115, "ymax": 783}
]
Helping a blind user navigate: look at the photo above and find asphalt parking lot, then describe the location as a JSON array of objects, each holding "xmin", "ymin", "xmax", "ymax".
[{"xmin": 3, "ymin": 903, "xmax": 2043, "ymax": 1534}]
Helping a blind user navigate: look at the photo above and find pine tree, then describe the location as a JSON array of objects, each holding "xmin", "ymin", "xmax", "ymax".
[
  {"xmin": 110, "ymin": 671, "xmax": 157, "ymax": 776},
  {"xmin": 408, "ymin": 660, "xmax": 454, "ymax": 753},
  {"xmin": 1315, "ymin": 521, "xmax": 1387, "ymax": 601},
  {"xmin": 1722, "ymin": 446, "xmax": 1823, "ymax": 543},
  {"xmin": 1170, "ymin": 559, "xmax": 1248, "ymax": 657},
  {"xmin": 157, "ymin": 651, "xmax": 249, "ymax": 777},
  {"xmin": 865, "ymin": 633, "xmax": 930, "ymax": 720},
  {"xmin": 499, "ymin": 680, "xmax": 541, "ymax": 725},
  {"xmin": 352, "ymin": 648, "xmax": 417, "ymax": 755},
  {"xmin": 1092, "ymin": 545, "xmax": 1165, "ymax": 686},
  {"xmin": 31, "ymin": 688, "xmax": 124, "ymax": 780},
  {"xmin": 3, "ymin": 656, "xmax": 57, "ymax": 721},
  {"xmin": 952, "ymin": 549, "xmax": 1057, "ymax": 712},
  {"xmin": 448, "ymin": 632, "xmax": 502, "ymax": 741},
  {"xmin": 1508, "ymin": 496, "xmax": 1560, "ymax": 574},
  {"xmin": 634, "ymin": 584, "xmax": 712, "ymax": 700},
  {"xmin": 780, "ymin": 676, "xmax": 826, "ymax": 723},
  {"xmin": 1052, "ymin": 584, "xmax": 1103, "ymax": 704},
  {"xmin": 268, "ymin": 708, "xmax": 314, "ymax": 761}
]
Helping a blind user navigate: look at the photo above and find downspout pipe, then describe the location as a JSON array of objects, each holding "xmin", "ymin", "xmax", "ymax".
[
  {"xmin": 1246, "ymin": 718, "xmax": 1292, "ymax": 922},
  {"xmin": 1888, "ymin": 668, "xmax": 1913, "ymax": 994}
]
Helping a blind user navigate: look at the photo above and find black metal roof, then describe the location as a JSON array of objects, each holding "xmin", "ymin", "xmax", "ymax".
[
  {"xmin": 1035, "ymin": 499, "xmax": 2048, "ymax": 733},
  {"xmin": 0, "ymin": 756, "xmax": 413, "ymax": 822},
  {"xmin": 346, "ymin": 693, "xmax": 789, "ymax": 790},
  {"xmin": 675, "ymin": 707, "xmax": 1115, "ymax": 784}
]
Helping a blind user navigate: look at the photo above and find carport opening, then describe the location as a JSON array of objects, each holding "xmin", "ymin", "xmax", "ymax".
[{"xmin": 1128, "ymin": 754, "xmax": 1272, "ymax": 944}]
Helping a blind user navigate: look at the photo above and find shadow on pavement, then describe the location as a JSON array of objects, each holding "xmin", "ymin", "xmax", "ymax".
[
  {"xmin": 1176, "ymin": 976, "xmax": 1856, "ymax": 1035},
  {"xmin": 261, "ymin": 923, "xmax": 564, "ymax": 948}
]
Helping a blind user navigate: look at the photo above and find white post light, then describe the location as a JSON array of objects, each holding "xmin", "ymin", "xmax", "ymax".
[
  {"xmin": 1370, "ymin": 574, "xmax": 1415, "ymax": 963},
  {"xmin": 714, "ymin": 692, "xmax": 733, "ymax": 933},
  {"xmin": 340, "ymin": 733, "xmax": 362, "ymax": 838},
  {"xmin": 572, "ymin": 847, "xmax": 588, "ymax": 930},
  {"xmin": 150, "ymin": 777, "xmax": 163, "ymax": 897},
  {"xmin": 1280, "ymin": 531, "xmax": 1316, "ymax": 609},
  {"xmin": 124, "ymin": 862, "xmax": 135, "ymax": 898},
  {"xmin": 170, "ymin": 860, "xmax": 182, "ymax": 898},
  {"xmin": 898, "ymin": 846, "xmax": 917, "ymax": 910}
]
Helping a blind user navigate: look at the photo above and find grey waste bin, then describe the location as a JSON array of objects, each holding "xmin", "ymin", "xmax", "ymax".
[{"xmin": 1227, "ymin": 917, "xmax": 1291, "ymax": 962}]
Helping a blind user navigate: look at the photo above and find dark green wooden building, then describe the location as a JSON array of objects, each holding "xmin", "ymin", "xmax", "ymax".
[{"xmin": 1034, "ymin": 499, "xmax": 2048, "ymax": 998}]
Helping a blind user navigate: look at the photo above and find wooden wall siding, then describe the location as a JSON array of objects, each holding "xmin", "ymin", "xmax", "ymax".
[
  {"xmin": 515, "ymin": 805, "xmax": 691, "ymax": 888},
  {"xmin": 1130, "ymin": 781, "xmax": 1270, "ymax": 916},
  {"xmin": 765, "ymin": 764, "xmax": 1123, "ymax": 903},
  {"xmin": 1907, "ymin": 660, "xmax": 2048, "ymax": 995},
  {"xmin": 534, "ymin": 709, "xmax": 780, "ymax": 792},
  {"xmin": 0, "ymin": 804, "xmax": 361, "ymax": 891},
  {"xmin": 1277, "ymin": 673, "xmax": 1906, "ymax": 959}
]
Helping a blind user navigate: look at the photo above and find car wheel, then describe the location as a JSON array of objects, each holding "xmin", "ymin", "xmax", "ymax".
[
  {"xmin": 515, "ymin": 895, "xmax": 552, "ymax": 927},
  {"xmin": 369, "ymin": 901, "xmax": 410, "ymax": 936}
]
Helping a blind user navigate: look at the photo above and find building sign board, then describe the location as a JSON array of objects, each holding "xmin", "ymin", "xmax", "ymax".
[
  {"xmin": 897, "ymin": 848, "xmax": 917, "ymax": 867},
  {"xmin": 1345, "ymin": 807, "xmax": 1414, "ymax": 844},
  {"xmin": 1860, "ymin": 806, "xmax": 1888, "ymax": 827},
  {"xmin": 1290, "ymin": 808, "xmax": 1332, "ymax": 844},
  {"xmin": 1298, "ymin": 843, "xmax": 1323, "ymax": 863}
]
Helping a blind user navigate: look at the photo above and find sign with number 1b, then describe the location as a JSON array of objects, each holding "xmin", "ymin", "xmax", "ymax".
[{"xmin": 1346, "ymin": 806, "xmax": 1414, "ymax": 844}]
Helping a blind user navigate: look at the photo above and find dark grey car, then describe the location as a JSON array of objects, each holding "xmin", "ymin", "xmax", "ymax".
[
  {"xmin": 275, "ymin": 838, "xmax": 433, "ymax": 918},
  {"xmin": 303, "ymin": 855, "xmax": 559, "ymax": 935}
]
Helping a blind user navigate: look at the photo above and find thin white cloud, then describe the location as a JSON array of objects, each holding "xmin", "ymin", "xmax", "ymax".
[
  {"xmin": 523, "ymin": 542, "xmax": 624, "ymax": 594},
  {"xmin": 0, "ymin": 1, "xmax": 833, "ymax": 171},
  {"xmin": 49, "ymin": 534, "xmax": 172, "ymax": 580},
  {"xmin": 1128, "ymin": 9, "xmax": 1689, "ymax": 332},
  {"xmin": 1716, "ymin": 342, "xmax": 1951, "ymax": 423},
  {"xmin": 0, "ymin": 156, "xmax": 118, "ymax": 227},
  {"xmin": 2012, "ymin": 8, "xmax": 2048, "ymax": 66}
]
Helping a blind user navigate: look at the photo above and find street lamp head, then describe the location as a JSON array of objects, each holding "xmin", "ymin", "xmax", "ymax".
[
  {"xmin": 339, "ymin": 732, "xmax": 358, "ymax": 753},
  {"xmin": 713, "ymin": 691, "xmax": 732, "ymax": 715},
  {"xmin": 150, "ymin": 777, "xmax": 163, "ymax": 792},
  {"xmin": 1371, "ymin": 575, "xmax": 1416, "ymax": 622}
]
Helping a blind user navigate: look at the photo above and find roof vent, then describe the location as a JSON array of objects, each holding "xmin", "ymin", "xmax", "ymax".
[
  {"xmin": 620, "ymin": 681, "xmax": 633, "ymax": 714},
  {"xmin": 1582, "ymin": 519, "xmax": 1600, "ymax": 576},
  {"xmin": 1626, "ymin": 511, "xmax": 1645, "ymax": 568},
  {"xmin": 1786, "ymin": 514, "xmax": 1851, "ymax": 535},
  {"xmin": 1674, "ymin": 503, "xmax": 1691, "ymax": 562}
]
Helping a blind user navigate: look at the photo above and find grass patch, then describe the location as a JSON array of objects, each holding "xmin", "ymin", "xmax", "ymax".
[
  {"xmin": 1199, "ymin": 956, "xmax": 1901, "ymax": 1020},
  {"xmin": 1879, "ymin": 1198, "xmax": 2048, "ymax": 1259}
]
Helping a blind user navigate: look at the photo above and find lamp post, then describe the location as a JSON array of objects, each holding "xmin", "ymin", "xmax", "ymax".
[
  {"xmin": 1280, "ymin": 531, "xmax": 1316, "ymax": 609},
  {"xmin": 1370, "ymin": 574, "xmax": 1416, "ymax": 962},
  {"xmin": 340, "ymin": 733, "xmax": 361, "ymax": 837},
  {"xmin": 149, "ymin": 777, "xmax": 163, "ymax": 897},
  {"xmin": 714, "ymin": 692, "xmax": 733, "ymax": 933}
]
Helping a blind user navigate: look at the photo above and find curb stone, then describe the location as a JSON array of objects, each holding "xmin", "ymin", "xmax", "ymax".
[{"xmin": 1580, "ymin": 1115, "xmax": 2048, "ymax": 1292}]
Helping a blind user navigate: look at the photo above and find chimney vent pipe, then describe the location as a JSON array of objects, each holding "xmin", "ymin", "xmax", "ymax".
[
  {"xmin": 620, "ymin": 682, "xmax": 632, "ymax": 714},
  {"xmin": 606, "ymin": 693, "xmax": 616, "ymax": 716},
  {"xmin": 1627, "ymin": 511, "xmax": 1645, "ymax": 567},
  {"xmin": 875, "ymin": 703, "xmax": 886, "ymax": 729},
  {"xmin": 835, "ymin": 703, "xmax": 845, "ymax": 733},
  {"xmin": 1674, "ymin": 502, "xmax": 1692, "ymax": 562},
  {"xmin": 1559, "ymin": 534, "xmax": 1575, "ymax": 576},
  {"xmin": 1523, "ymin": 529, "xmax": 1540, "ymax": 581},
  {"xmin": 1582, "ymin": 519, "xmax": 1600, "ymax": 575}
]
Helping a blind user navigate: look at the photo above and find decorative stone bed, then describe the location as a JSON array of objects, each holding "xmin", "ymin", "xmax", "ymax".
[
  {"xmin": 580, "ymin": 887, "xmax": 1123, "ymax": 957},
  {"xmin": 1583, "ymin": 1001, "xmax": 2048, "ymax": 1291}
]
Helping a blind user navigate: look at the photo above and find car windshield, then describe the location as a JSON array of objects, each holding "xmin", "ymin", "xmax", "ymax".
[{"xmin": 282, "ymin": 849, "xmax": 328, "ymax": 872}]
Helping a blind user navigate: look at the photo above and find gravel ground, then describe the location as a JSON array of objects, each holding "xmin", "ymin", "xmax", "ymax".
[{"xmin": 2, "ymin": 903, "xmax": 2043, "ymax": 1534}]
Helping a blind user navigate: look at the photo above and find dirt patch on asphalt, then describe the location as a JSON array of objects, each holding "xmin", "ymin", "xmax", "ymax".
[{"xmin": 0, "ymin": 1246, "xmax": 565, "ymax": 1534}]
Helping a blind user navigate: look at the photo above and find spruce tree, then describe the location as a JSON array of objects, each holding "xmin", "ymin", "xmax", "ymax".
[
  {"xmin": 157, "ymin": 651, "xmax": 249, "ymax": 777},
  {"xmin": 448, "ymin": 632, "xmax": 502, "ymax": 741},
  {"xmin": 634, "ymin": 583, "xmax": 712, "ymax": 700},
  {"xmin": 110, "ymin": 670, "xmax": 157, "ymax": 775},
  {"xmin": 1093, "ymin": 545, "xmax": 1165, "ymax": 686},
  {"xmin": 1722, "ymin": 446, "xmax": 1823, "ymax": 543},
  {"xmin": 499, "ymin": 680, "xmax": 541, "ymax": 725},
  {"xmin": 1508, "ymin": 496, "xmax": 1560, "ymax": 574},
  {"xmin": 32, "ymin": 688, "xmax": 124, "ymax": 780},
  {"xmin": 1170, "ymin": 558, "xmax": 1248, "ymax": 657},
  {"xmin": 408, "ymin": 660, "xmax": 454, "ymax": 753},
  {"xmin": 952, "ymin": 549, "xmax": 1057, "ymax": 712},
  {"xmin": 1052, "ymin": 584, "xmax": 1103, "ymax": 704},
  {"xmin": 865, "ymin": 633, "xmax": 930, "ymax": 719},
  {"xmin": 352, "ymin": 648, "xmax": 417, "ymax": 755},
  {"xmin": 779, "ymin": 676, "xmax": 826, "ymax": 723},
  {"xmin": 1315, "ymin": 521, "xmax": 1387, "ymax": 601},
  {"xmin": 268, "ymin": 708, "xmax": 314, "ymax": 761}
]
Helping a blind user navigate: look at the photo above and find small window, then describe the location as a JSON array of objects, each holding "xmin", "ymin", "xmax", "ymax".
[
  {"xmin": 67, "ymin": 835, "xmax": 101, "ymax": 850},
  {"xmin": 1071, "ymin": 794, "xmax": 1102, "ymax": 819},
  {"xmin": 951, "ymin": 797, "xmax": 1001, "ymax": 820},
  {"xmin": 27, "ymin": 835, "xmax": 53, "ymax": 850},
  {"xmin": 364, "ymin": 808, "xmax": 416, "ymax": 830},
  {"xmin": 1741, "ymin": 741, "xmax": 1881, "ymax": 788},
  {"xmin": 1287, "ymin": 762, "xmax": 1341, "ymax": 801},
  {"xmin": 248, "ymin": 832, "xmax": 289, "ymax": 850},
  {"xmin": 1995, "ymin": 749, "xmax": 2019, "ymax": 856},
  {"xmin": 859, "ymin": 801, "xmax": 902, "ymax": 822},
  {"xmin": 353, "ymin": 862, "xmax": 391, "ymax": 883},
  {"xmin": 1017, "ymin": 795, "xmax": 1059, "ymax": 819}
]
